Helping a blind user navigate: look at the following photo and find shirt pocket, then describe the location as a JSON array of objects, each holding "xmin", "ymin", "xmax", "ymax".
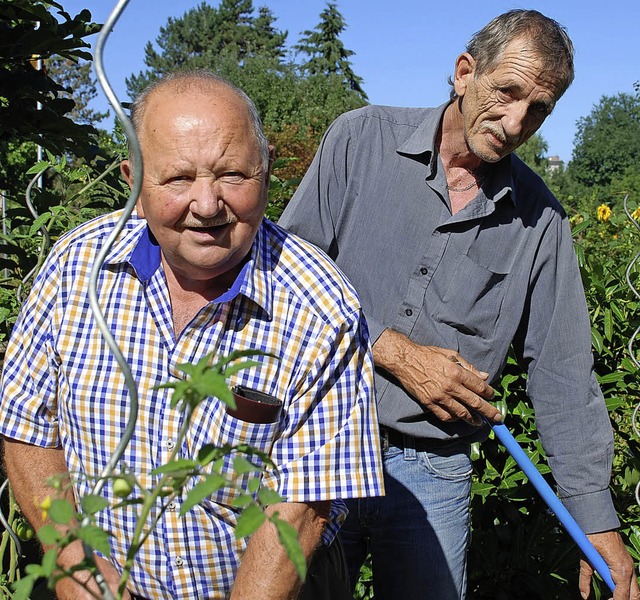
[
  {"xmin": 199, "ymin": 409, "xmax": 281, "ymax": 509},
  {"xmin": 432, "ymin": 252, "xmax": 510, "ymax": 342}
]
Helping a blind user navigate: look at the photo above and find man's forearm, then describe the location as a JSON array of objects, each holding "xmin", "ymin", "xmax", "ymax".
[
  {"xmin": 3, "ymin": 438, "xmax": 72, "ymax": 534},
  {"xmin": 230, "ymin": 500, "xmax": 330, "ymax": 600}
]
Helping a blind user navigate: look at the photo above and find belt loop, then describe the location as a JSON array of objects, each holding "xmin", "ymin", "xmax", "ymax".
[
  {"xmin": 403, "ymin": 433, "xmax": 417, "ymax": 460},
  {"xmin": 381, "ymin": 427, "xmax": 389, "ymax": 452}
]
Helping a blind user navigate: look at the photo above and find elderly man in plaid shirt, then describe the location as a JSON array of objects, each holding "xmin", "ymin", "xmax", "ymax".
[{"xmin": 0, "ymin": 71, "xmax": 383, "ymax": 600}]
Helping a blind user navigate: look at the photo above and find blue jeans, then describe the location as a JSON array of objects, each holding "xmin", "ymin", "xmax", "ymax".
[{"xmin": 340, "ymin": 435, "xmax": 472, "ymax": 600}]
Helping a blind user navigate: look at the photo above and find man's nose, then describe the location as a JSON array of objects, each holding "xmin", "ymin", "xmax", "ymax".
[
  {"xmin": 502, "ymin": 102, "xmax": 529, "ymax": 138},
  {"xmin": 190, "ymin": 177, "xmax": 223, "ymax": 217}
]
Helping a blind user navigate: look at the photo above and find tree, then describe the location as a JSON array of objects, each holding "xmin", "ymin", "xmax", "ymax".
[
  {"xmin": 124, "ymin": 1, "xmax": 367, "ymax": 180},
  {"xmin": 294, "ymin": 2, "xmax": 367, "ymax": 100},
  {"xmin": 0, "ymin": 0, "xmax": 101, "ymax": 157},
  {"xmin": 514, "ymin": 133, "xmax": 549, "ymax": 179},
  {"xmin": 126, "ymin": 0, "xmax": 287, "ymax": 98},
  {"xmin": 569, "ymin": 92, "xmax": 640, "ymax": 191},
  {"xmin": 47, "ymin": 56, "xmax": 109, "ymax": 125}
]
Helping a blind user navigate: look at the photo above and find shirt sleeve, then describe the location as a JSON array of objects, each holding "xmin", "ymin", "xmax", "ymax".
[
  {"xmin": 261, "ymin": 309, "xmax": 384, "ymax": 504},
  {"xmin": 0, "ymin": 252, "xmax": 61, "ymax": 447},
  {"xmin": 278, "ymin": 115, "xmax": 388, "ymax": 345},
  {"xmin": 514, "ymin": 212, "xmax": 618, "ymax": 533}
]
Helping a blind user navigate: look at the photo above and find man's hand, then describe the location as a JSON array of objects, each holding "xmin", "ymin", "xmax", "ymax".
[
  {"xmin": 580, "ymin": 531, "xmax": 640, "ymax": 599},
  {"xmin": 55, "ymin": 541, "xmax": 130, "ymax": 600},
  {"xmin": 373, "ymin": 329, "xmax": 501, "ymax": 425}
]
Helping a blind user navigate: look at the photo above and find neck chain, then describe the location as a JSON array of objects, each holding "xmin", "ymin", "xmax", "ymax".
[{"xmin": 446, "ymin": 167, "xmax": 486, "ymax": 193}]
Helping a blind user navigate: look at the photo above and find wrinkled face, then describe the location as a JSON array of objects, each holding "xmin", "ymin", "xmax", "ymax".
[
  {"xmin": 455, "ymin": 39, "xmax": 562, "ymax": 162},
  {"xmin": 122, "ymin": 85, "xmax": 268, "ymax": 284}
]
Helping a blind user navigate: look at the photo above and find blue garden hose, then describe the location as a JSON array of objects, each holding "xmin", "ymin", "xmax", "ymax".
[{"xmin": 489, "ymin": 419, "xmax": 616, "ymax": 593}]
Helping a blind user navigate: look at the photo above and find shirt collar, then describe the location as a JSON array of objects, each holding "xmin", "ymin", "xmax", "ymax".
[
  {"xmin": 396, "ymin": 101, "xmax": 517, "ymax": 207},
  {"xmin": 104, "ymin": 214, "xmax": 272, "ymax": 315},
  {"xmin": 396, "ymin": 101, "xmax": 449, "ymax": 165}
]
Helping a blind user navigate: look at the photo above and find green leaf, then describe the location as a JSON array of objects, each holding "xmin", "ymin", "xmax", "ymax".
[
  {"xmin": 271, "ymin": 513, "xmax": 306, "ymax": 579},
  {"xmin": 471, "ymin": 482, "xmax": 496, "ymax": 497},
  {"xmin": 234, "ymin": 504, "xmax": 266, "ymax": 538},
  {"xmin": 151, "ymin": 458, "xmax": 198, "ymax": 475},
  {"xmin": 11, "ymin": 576, "xmax": 35, "ymax": 600},
  {"xmin": 247, "ymin": 477, "xmax": 261, "ymax": 493},
  {"xmin": 597, "ymin": 371, "xmax": 626, "ymax": 384},
  {"xmin": 24, "ymin": 563, "xmax": 45, "ymax": 577},
  {"xmin": 591, "ymin": 328, "xmax": 603, "ymax": 354},
  {"xmin": 180, "ymin": 473, "xmax": 228, "ymax": 515},
  {"xmin": 77, "ymin": 524, "xmax": 112, "ymax": 556},
  {"xmin": 29, "ymin": 212, "xmax": 52, "ymax": 236},
  {"xmin": 230, "ymin": 493, "xmax": 254, "ymax": 508},
  {"xmin": 80, "ymin": 494, "xmax": 110, "ymax": 515},
  {"xmin": 222, "ymin": 359, "xmax": 263, "ymax": 379},
  {"xmin": 41, "ymin": 548, "xmax": 58, "ymax": 577},
  {"xmin": 603, "ymin": 308, "xmax": 613, "ymax": 341},
  {"xmin": 25, "ymin": 160, "xmax": 51, "ymax": 175},
  {"xmin": 234, "ymin": 456, "xmax": 262, "ymax": 475},
  {"xmin": 49, "ymin": 498, "xmax": 75, "ymax": 524},
  {"xmin": 257, "ymin": 487, "xmax": 283, "ymax": 506},
  {"xmin": 37, "ymin": 523, "xmax": 62, "ymax": 546}
]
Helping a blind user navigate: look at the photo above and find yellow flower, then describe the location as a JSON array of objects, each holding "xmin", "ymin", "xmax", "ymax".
[
  {"xmin": 37, "ymin": 495, "xmax": 51, "ymax": 521},
  {"xmin": 632, "ymin": 207, "xmax": 640, "ymax": 221},
  {"xmin": 597, "ymin": 204, "xmax": 612, "ymax": 222}
]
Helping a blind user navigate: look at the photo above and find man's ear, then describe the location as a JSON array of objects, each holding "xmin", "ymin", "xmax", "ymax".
[
  {"xmin": 453, "ymin": 52, "xmax": 476, "ymax": 97},
  {"xmin": 120, "ymin": 160, "xmax": 145, "ymax": 217},
  {"xmin": 120, "ymin": 159, "xmax": 133, "ymax": 188}
]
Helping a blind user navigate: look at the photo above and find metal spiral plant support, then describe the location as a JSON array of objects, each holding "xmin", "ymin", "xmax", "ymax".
[
  {"xmin": 84, "ymin": 1, "xmax": 142, "ymax": 597},
  {"xmin": 90, "ymin": 0, "xmax": 141, "ymax": 494},
  {"xmin": 622, "ymin": 194, "xmax": 640, "ymax": 511},
  {"xmin": 17, "ymin": 168, "xmax": 51, "ymax": 304},
  {"xmin": 0, "ymin": 480, "xmax": 22, "ymax": 558}
]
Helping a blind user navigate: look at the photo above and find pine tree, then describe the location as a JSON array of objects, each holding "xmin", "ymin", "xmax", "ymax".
[
  {"xmin": 294, "ymin": 2, "xmax": 367, "ymax": 100},
  {"xmin": 126, "ymin": 0, "xmax": 287, "ymax": 98}
]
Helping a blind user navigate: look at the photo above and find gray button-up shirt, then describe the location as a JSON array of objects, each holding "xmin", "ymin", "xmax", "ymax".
[{"xmin": 279, "ymin": 102, "xmax": 618, "ymax": 532}]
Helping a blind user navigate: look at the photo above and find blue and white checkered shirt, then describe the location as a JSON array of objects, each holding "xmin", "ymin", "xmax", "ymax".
[{"xmin": 0, "ymin": 210, "xmax": 383, "ymax": 598}]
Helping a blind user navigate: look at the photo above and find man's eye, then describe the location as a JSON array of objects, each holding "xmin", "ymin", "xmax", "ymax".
[
  {"xmin": 166, "ymin": 175, "xmax": 191, "ymax": 184},
  {"xmin": 219, "ymin": 172, "xmax": 245, "ymax": 183}
]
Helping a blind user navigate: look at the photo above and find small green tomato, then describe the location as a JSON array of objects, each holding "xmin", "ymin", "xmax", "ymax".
[
  {"xmin": 112, "ymin": 477, "xmax": 134, "ymax": 499},
  {"xmin": 15, "ymin": 519, "xmax": 34, "ymax": 541}
]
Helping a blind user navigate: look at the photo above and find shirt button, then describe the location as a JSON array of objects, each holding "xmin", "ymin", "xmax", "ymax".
[
  {"xmin": 166, "ymin": 439, "xmax": 175, "ymax": 451},
  {"xmin": 168, "ymin": 501, "xmax": 176, "ymax": 512},
  {"xmin": 420, "ymin": 267, "xmax": 428, "ymax": 275},
  {"xmin": 175, "ymin": 556, "xmax": 184, "ymax": 567},
  {"xmin": 405, "ymin": 308, "xmax": 413, "ymax": 317}
]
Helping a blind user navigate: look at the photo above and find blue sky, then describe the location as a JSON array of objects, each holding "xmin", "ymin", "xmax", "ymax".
[{"xmin": 60, "ymin": 0, "xmax": 639, "ymax": 163}]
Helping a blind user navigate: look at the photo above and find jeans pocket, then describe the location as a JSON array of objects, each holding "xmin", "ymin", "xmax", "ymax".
[{"xmin": 417, "ymin": 443, "xmax": 472, "ymax": 481}]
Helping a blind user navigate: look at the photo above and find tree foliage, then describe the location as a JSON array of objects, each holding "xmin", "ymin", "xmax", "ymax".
[
  {"xmin": 0, "ymin": 0, "xmax": 100, "ymax": 157},
  {"xmin": 126, "ymin": 0, "xmax": 287, "ymax": 98},
  {"xmin": 294, "ymin": 2, "xmax": 367, "ymax": 100},
  {"xmin": 514, "ymin": 133, "xmax": 549, "ymax": 178},
  {"xmin": 569, "ymin": 92, "xmax": 640, "ymax": 191},
  {"xmin": 46, "ymin": 56, "xmax": 109, "ymax": 125},
  {"xmin": 124, "ymin": 0, "xmax": 367, "ymax": 182}
]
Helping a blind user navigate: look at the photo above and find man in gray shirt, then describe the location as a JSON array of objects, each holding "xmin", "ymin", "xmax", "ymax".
[{"xmin": 279, "ymin": 9, "xmax": 639, "ymax": 600}]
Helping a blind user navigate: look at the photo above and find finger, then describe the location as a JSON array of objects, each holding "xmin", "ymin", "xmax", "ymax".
[
  {"xmin": 579, "ymin": 558, "xmax": 594, "ymax": 599},
  {"xmin": 453, "ymin": 384, "xmax": 502, "ymax": 422},
  {"xmin": 449, "ymin": 354, "xmax": 490, "ymax": 379}
]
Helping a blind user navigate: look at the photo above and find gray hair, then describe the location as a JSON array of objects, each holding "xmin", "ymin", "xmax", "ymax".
[
  {"xmin": 449, "ymin": 9, "xmax": 574, "ymax": 100},
  {"xmin": 127, "ymin": 69, "xmax": 270, "ymax": 172}
]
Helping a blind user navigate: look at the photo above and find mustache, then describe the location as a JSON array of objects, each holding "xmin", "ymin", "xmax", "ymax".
[
  {"xmin": 178, "ymin": 215, "xmax": 238, "ymax": 228},
  {"xmin": 481, "ymin": 124, "xmax": 520, "ymax": 148}
]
